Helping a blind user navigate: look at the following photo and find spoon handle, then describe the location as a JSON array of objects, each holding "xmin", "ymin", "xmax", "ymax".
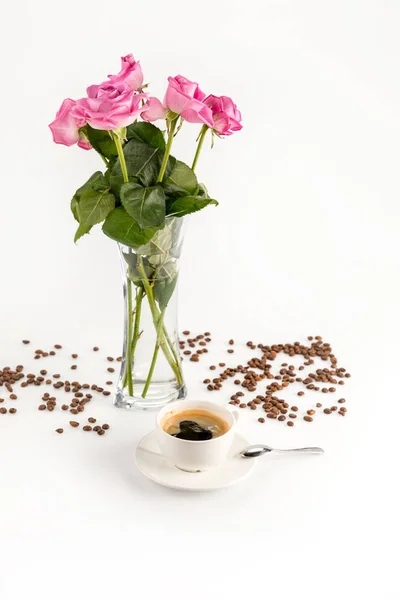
[{"xmin": 272, "ymin": 447, "xmax": 324, "ymax": 455}]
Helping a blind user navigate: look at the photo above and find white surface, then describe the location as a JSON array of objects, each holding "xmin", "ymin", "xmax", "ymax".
[
  {"xmin": 135, "ymin": 431, "xmax": 256, "ymax": 490},
  {"xmin": 1, "ymin": 0, "xmax": 399, "ymax": 599}
]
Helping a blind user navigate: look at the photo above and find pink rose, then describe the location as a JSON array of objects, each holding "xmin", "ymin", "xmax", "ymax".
[
  {"xmin": 72, "ymin": 82, "xmax": 147, "ymax": 130},
  {"xmin": 107, "ymin": 54, "xmax": 144, "ymax": 92},
  {"xmin": 165, "ymin": 76, "xmax": 213, "ymax": 126},
  {"xmin": 142, "ymin": 75, "xmax": 213, "ymax": 127},
  {"xmin": 204, "ymin": 95, "xmax": 242, "ymax": 136},
  {"xmin": 49, "ymin": 98, "xmax": 91, "ymax": 149}
]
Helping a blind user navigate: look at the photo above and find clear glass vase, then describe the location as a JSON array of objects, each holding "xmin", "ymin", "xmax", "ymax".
[{"xmin": 115, "ymin": 217, "xmax": 187, "ymax": 409}]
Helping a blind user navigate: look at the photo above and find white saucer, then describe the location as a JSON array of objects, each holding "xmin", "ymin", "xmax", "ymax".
[{"xmin": 135, "ymin": 431, "xmax": 257, "ymax": 491}]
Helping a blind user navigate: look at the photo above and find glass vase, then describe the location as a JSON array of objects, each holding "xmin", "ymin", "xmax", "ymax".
[{"xmin": 115, "ymin": 217, "xmax": 187, "ymax": 409}]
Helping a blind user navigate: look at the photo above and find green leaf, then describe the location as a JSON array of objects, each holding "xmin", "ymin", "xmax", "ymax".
[
  {"xmin": 84, "ymin": 126, "xmax": 118, "ymax": 159},
  {"xmin": 71, "ymin": 171, "xmax": 109, "ymax": 232},
  {"xmin": 164, "ymin": 160, "xmax": 198, "ymax": 196},
  {"xmin": 154, "ymin": 267, "xmax": 178, "ymax": 309},
  {"xmin": 110, "ymin": 140, "xmax": 176, "ymax": 195},
  {"xmin": 74, "ymin": 223, "xmax": 92, "ymax": 243},
  {"xmin": 102, "ymin": 207, "xmax": 159, "ymax": 248},
  {"xmin": 122, "ymin": 252, "xmax": 154, "ymax": 287},
  {"xmin": 126, "ymin": 122, "xmax": 165, "ymax": 150},
  {"xmin": 120, "ymin": 183, "xmax": 166, "ymax": 229},
  {"xmin": 77, "ymin": 188, "xmax": 115, "ymax": 227},
  {"xmin": 166, "ymin": 196, "xmax": 218, "ymax": 218}
]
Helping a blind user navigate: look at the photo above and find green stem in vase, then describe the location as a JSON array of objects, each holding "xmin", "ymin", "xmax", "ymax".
[
  {"xmin": 122, "ymin": 286, "xmax": 144, "ymax": 389},
  {"xmin": 125, "ymin": 277, "xmax": 134, "ymax": 397},
  {"xmin": 142, "ymin": 307, "xmax": 166, "ymax": 398},
  {"xmin": 191, "ymin": 125, "xmax": 209, "ymax": 171},
  {"xmin": 157, "ymin": 117, "xmax": 178, "ymax": 183},
  {"xmin": 136, "ymin": 257, "xmax": 183, "ymax": 386}
]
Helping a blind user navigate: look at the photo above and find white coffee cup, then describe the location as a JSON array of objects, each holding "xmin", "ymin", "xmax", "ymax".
[{"xmin": 155, "ymin": 399, "xmax": 239, "ymax": 472}]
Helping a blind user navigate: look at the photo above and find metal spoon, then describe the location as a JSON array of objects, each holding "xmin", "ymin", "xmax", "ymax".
[{"xmin": 240, "ymin": 444, "xmax": 324, "ymax": 458}]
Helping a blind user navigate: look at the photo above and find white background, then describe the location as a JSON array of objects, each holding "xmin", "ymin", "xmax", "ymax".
[{"xmin": 1, "ymin": 1, "xmax": 399, "ymax": 598}]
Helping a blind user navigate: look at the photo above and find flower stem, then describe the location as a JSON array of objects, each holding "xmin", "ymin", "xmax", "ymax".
[
  {"xmin": 123, "ymin": 286, "xmax": 144, "ymax": 389},
  {"xmin": 136, "ymin": 256, "xmax": 183, "ymax": 386},
  {"xmin": 113, "ymin": 133, "xmax": 129, "ymax": 183},
  {"xmin": 142, "ymin": 307, "xmax": 166, "ymax": 397},
  {"xmin": 191, "ymin": 125, "xmax": 209, "ymax": 171},
  {"xmin": 125, "ymin": 278, "xmax": 134, "ymax": 397},
  {"xmin": 157, "ymin": 118, "xmax": 178, "ymax": 183}
]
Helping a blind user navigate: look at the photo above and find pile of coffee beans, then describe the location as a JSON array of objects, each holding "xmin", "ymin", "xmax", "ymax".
[
  {"xmin": 0, "ymin": 341, "xmax": 121, "ymax": 436},
  {"xmin": 182, "ymin": 332, "xmax": 350, "ymax": 427},
  {"xmin": 179, "ymin": 331, "xmax": 212, "ymax": 362}
]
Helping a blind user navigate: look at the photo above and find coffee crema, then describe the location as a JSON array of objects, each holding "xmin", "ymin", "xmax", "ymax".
[{"xmin": 161, "ymin": 409, "xmax": 230, "ymax": 441}]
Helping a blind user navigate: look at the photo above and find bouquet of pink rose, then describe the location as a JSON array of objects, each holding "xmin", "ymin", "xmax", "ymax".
[{"xmin": 50, "ymin": 54, "xmax": 242, "ymax": 407}]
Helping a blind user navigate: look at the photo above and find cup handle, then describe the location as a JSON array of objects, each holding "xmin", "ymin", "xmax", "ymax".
[{"xmin": 227, "ymin": 407, "xmax": 239, "ymax": 422}]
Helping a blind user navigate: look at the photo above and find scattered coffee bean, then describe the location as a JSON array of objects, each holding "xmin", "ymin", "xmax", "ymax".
[
  {"xmin": 88, "ymin": 417, "xmax": 96, "ymax": 423},
  {"xmin": 107, "ymin": 368, "xmax": 115, "ymax": 373},
  {"xmin": 316, "ymin": 403, "xmax": 322, "ymax": 408},
  {"xmin": 9, "ymin": 408, "xmax": 17, "ymax": 414},
  {"xmin": 97, "ymin": 429, "xmax": 105, "ymax": 436},
  {"xmin": 304, "ymin": 416, "xmax": 313, "ymax": 422},
  {"xmin": 0, "ymin": 407, "xmax": 7, "ymax": 414},
  {"xmin": 55, "ymin": 428, "xmax": 63, "ymax": 434},
  {"xmin": 83, "ymin": 425, "xmax": 92, "ymax": 431},
  {"xmin": 10, "ymin": 394, "xmax": 17, "ymax": 400},
  {"xmin": 22, "ymin": 340, "xmax": 30, "ymax": 344},
  {"xmin": 338, "ymin": 398, "xmax": 346, "ymax": 403},
  {"xmin": 54, "ymin": 344, "xmax": 62, "ymax": 349},
  {"xmin": 183, "ymin": 330, "xmax": 190, "ymax": 335},
  {"xmin": 72, "ymin": 353, "xmax": 78, "ymax": 359},
  {"xmin": 287, "ymin": 421, "xmax": 294, "ymax": 427},
  {"xmin": 69, "ymin": 421, "xmax": 79, "ymax": 428},
  {"xmin": 71, "ymin": 365, "xmax": 77, "ymax": 370},
  {"xmin": 227, "ymin": 349, "xmax": 234, "ymax": 353},
  {"xmin": 258, "ymin": 417, "xmax": 265, "ymax": 423},
  {"xmin": 323, "ymin": 408, "xmax": 332, "ymax": 414},
  {"xmin": 102, "ymin": 424, "xmax": 110, "ymax": 430},
  {"xmin": 93, "ymin": 347, "xmax": 99, "ymax": 351},
  {"xmin": 38, "ymin": 404, "xmax": 46, "ymax": 410}
]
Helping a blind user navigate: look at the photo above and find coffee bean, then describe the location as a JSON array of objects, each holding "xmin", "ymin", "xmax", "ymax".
[
  {"xmin": 54, "ymin": 344, "xmax": 62, "ymax": 349},
  {"xmin": 70, "ymin": 409, "xmax": 78, "ymax": 414},
  {"xmin": 0, "ymin": 407, "xmax": 7, "ymax": 414},
  {"xmin": 183, "ymin": 350, "xmax": 191, "ymax": 355},
  {"xmin": 97, "ymin": 429, "xmax": 105, "ymax": 436},
  {"xmin": 83, "ymin": 425, "xmax": 92, "ymax": 432},
  {"xmin": 209, "ymin": 366, "xmax": 216, "ymax": 370},
  {"xmin": 316, "ymin": 403, "xmax": 322, "ymax": 408},
  {"xmin": 331, "ymin": 406, "xmax": 337, "ymax": 411},
  {"xmin": 106, "ymin": 381, "xmax": 113, "ymax": 385},
  {"xmin": 49, "ymin": 351, "xmax": 56, "ymax": 356},
  {"xmin": 297, "ymin": 391, "xmax": 304, "ymax": 396},
  {"xmin": 304, "ymin": 416, "xmax": 313, "ymax": 422},
  {"xmin": 287, "ymin": 421, "xmax": 294, "ymax": 427},
  {"xmin": 102, "ymin": 424, "xmax": 110, "ymax": 430},
  {"xmin": 22, "ymin": 340, "xmax": 30, "ymax": 344},
  {"xmin": 338, "ymin": 398, "xmax": 346, "ymax": 403},
  {"xmin": 329, "ymin": 387, "xmax": 336, "ymax": 392},
  {"xmin": 323, "ymin": 408, "xmax": 332, "ymax": 414},
  {"xmin": 307, "ymin": 409, "xmax": 315, "ymax": 415},
  {"xmin": 9, "ymin": 394, "xmax": 17, "ymax": 400},
  {"xmin": 291, "ymin": 406, "xmax": 298, "ymax": 411},
  {"xmin": 322, "ymin": 388, "xmax": 328, "ymax": 393},
  {"xmin": 61, "ymin": 404, "xmax": 68, "ymax": 411},
  {"xmin": 69, "ymin": 421, "xmax": 79, "ymax": 427},
  {"xmin": 107, "ymin": 368, "xmax": 115, "ymax": 373},
  {"xmin": 289, "ymin": 413, "xmax": 297, "ymax": 418},
  {"xmin": 71, "ymin": 365, "xmax": 77, "ymax": 370},
  {"xmin": 278, "ymin": 415, "xmax": 286, "ymax": 421},
  {"xmin": 219, "ymin": 363, "xmax": 226, "ymax": 367},
  {"xmin": 229, "ymin": 339, "xmax": 234, "ymax": 345},
  {"xmin": 53, "ymin": 374, "xmax": 60, "ymax": 378},
  {"xmin": 9, "ymin": 408, "xmax": 17, "ymax": 414},
  {"xmin": 239, "ymin": 403, "xmax": 247, "ymax": 408},
  {"xmin": 38, "ymin": 404, "xmax": 46, "ymax": 410},
  {"xmin": 258, "ymin": 417, "xmax": 265, "ymax": 423},
  {"xmin": 88, "ymin": 417, "xmax": 96, "ymax": 423},
  {"xmin": 267, "ymin": 412, "xmax": 276, "ymax": 419},
  {"xmin": 55, "ymin": 428, "xmax": 63, "ymax": 434},
  {"xmin": 93, "ymin": 347, "xmax": 99, "ymax": 351},
  {"xmin": 183, "ymin": 330, "xmax": 190, "ymax": 335},
  {"xmin": 93, "ymin": 425, "xmax": 101, "ymax": 432},
  {"xmin": 103, "ymin": 391, "xmax": 111, "ymax": 396},
  {"xmin": 107, "ymin": 357, "xmax": 114, "ymax": 362},
  {"xmin": 72, "ymin": 354, "xmax": 78, "ymax": 359},
  {"xmin": 227, "ymin": 349, "xmax": 234, "ymax": 353}
]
